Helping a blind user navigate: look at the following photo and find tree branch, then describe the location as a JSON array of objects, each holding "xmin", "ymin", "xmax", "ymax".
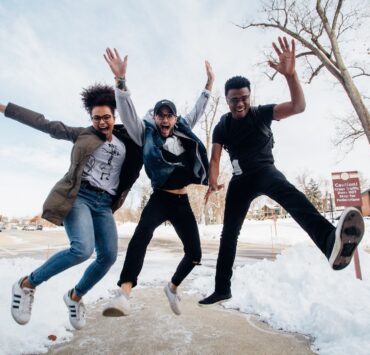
[
  {"xmin": 333, "ymin": 114, "xmax": 366, "ymax": 151},
  {"xmin": 238, "ymin": 0, "xmax": 370, "ymax": 144},
  {"xmin": 236, "ymin": 20, "xmax": 343, "ymax": 83},
  {"xmin": 348, "ymin": 66, "xmax": 370, "ymax": 79},
  {"xmin": 311, "ymin": 36, "xmax": 337, "ymax": 67},
  {"xmin": 264, "ymin": 70, "xmax": 279, "ymax": 80},
  {"xmin": 296, "ymin": 51, "xmax": 315, "ymax": 57},
  {"xmin": 332, "ymin": 0, "xmax": 344, "ymax": 32},
  {"xmin": 308, "ymin": 63, "xmax": 325, "ymax": 83}
]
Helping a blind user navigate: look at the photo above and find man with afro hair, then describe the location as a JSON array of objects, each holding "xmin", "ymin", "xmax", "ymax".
[{"xmin": 1, "ymin": 83, "xmax": 142, "ymax": 329}]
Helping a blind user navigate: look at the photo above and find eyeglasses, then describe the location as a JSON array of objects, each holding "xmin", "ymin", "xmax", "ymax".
[
  {"xmin": 91, "ymin": 114, "xmax": 113, "ymax": 122},
  {"xmin": 227, "ymin": 95, "xmax": 250, "ymax": 105},
  {"xmin": 156, "ymin": 112, "xmax": 176, "ymax": 120}
]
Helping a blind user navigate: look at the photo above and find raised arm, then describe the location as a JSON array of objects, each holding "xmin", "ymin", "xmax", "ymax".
[
  {"xmin": 204, "ymin": 143, "xmax": 224, "ymax": 204},
  {"xmin": 268, "ymin": 37, "xmax": 306, "ymax": 121},
  {"xmin": 104, "ymin": 48, "xmax": 144, "ymax": 146},
  {"xmin": 185, "ymin": 60, "xmax": 215, "ymax": 128},
  {"xmin": 1, "ymin": 102, "xmax": 81, "ymax": 142}
]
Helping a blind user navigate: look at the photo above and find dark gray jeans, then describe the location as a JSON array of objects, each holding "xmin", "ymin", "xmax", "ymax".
[
  {"xmin": 215, "ymin": 165, "xmax": 335, "ymax": 294},
  {"xmin": 118, "ymin": 189, "xmax": 201, "ymax": 288}
]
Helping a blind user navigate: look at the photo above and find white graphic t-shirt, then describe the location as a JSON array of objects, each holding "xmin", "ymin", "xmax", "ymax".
[{"xmin": 81, "ymin": 135, "xmax": 126, "ymax": 195}]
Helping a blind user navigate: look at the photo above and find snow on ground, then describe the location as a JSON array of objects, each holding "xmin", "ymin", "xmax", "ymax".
[
  {"xmin": 191, "ymin": 246, "xmax": 370, "ymax": 355},
  {"xmin": 1, "ymin": 218, "xmax": 370, "ymax": 355},
  {"xmin": 0, "ymin": 252, "xmax": 181, "ymax": 355}
]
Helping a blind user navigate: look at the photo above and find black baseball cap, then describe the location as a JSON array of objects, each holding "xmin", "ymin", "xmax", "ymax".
[{"xmin": 153, "ymin": 99, "xmax": 177, "ymax": 116}]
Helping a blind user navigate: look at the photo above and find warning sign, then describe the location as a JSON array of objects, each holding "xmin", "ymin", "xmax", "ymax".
[{"xmin": 331, "ymin": 171, "xmax": 362, "ymax": 207}]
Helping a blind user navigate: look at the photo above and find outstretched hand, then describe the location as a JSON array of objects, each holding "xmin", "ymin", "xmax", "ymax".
[
  {"xmin": 104, "ymin": 48, "xmax": 128, "ymax": 78},
  {"xmin": 268, "ymin": 37, "xmax": 296, "ymax": 77},
  {"xmin": 204, "ymin": 183, "xmax": 224, "ymax": 204},
  {"xmin": 205, "ymin": 60, "xmax": 215, "ymax": 91},
  {"xmin": 0, "ymin": 104, "xmax": 6, "ymax": 113}
]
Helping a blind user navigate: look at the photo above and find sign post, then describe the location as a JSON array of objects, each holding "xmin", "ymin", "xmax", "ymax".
[{"xmin": 331, "ymin": 171, "xmax": 362, "ymax": 280}]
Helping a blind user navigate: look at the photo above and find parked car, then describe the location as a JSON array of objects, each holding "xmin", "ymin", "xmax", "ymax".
[
  {"xmin": 36, "ymin": 224, "xmax": 43, "ymax": 231},
  {"xmin": 22, "ymin": 225, "xmax": 37, "ymax": 231}
]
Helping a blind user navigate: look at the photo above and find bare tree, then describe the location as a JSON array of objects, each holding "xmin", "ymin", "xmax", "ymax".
[
  {"xmin": 190, "ymin": 92, "xmax": 230, "ymax": 224},
  {"xmin": 333, "ymin": 96, "xmax": 369, "ymax": 149},
  {"xmin": 199, "ymin": 94, "xmax": 222, "ymax": 155},
  {"xmin": 333, "ymin": 113, "xmax": 366, "ymax": 151},
  {"xmin": 237, "ymin": 0, "xmax": 370, "ymax": 143},
  {"xmin": 359, "ymin": 171, "xmax": 369, "ymax": 191},
  {"xmin": 295, "ymin": 169, "xmax": 312, "ymax": 191},
  {"xmin": 187, "ymin": 154, "xmax": 231, "ymax": 225}
]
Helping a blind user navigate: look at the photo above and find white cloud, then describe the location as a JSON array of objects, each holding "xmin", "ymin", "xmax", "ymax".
[
  {"xmin": 0, "ymin": 172, "xmax": 55, "ymax": 217},
  {"xmin": 0, "ymin": 145, "xmax": 69, "ymax": 175}
]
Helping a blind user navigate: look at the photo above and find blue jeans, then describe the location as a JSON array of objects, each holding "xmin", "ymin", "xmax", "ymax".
[{"xmin": 28, "ymin": 186, "xmax": 118, "ymax": 297}]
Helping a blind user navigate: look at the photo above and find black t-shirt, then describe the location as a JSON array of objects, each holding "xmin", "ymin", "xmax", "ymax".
[
  {"xmin": 160, "ymin": 140, "xmax": 194, "ymax": 189},
  {"xmin": 212, "ymin": 104, "xmax": 276, "ymax": 175}
]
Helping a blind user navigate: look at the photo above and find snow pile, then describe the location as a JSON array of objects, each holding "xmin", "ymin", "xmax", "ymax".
[{"xmin": 191, "ymin": 246, "xmax": 370, "ymax": 355}]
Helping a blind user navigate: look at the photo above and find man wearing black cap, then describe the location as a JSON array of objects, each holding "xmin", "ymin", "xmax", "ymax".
[{"xmin": 102, "ymin": 48, "xmax": 214, "ymax": 316}]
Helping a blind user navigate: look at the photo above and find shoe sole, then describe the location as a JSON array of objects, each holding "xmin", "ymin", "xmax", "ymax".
[
  {"xmin": 198, "ymin": 297, "xmax": 232, "ymax": 308},
  {"xmin": 102, "ymin": 308, "xmax": 128, "ymax": 317},
  {"xmin": 329, "ymin": 207, "xmax": 364, "ymax": 270}
]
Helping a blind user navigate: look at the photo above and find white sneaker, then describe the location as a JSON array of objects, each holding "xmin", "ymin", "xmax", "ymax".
[
  {"xmin": 102, "ymin": 289, "xmax": 130, "ymax": 317},
  {"xmin": 164, "ymin": 283, "xmax": 181, "ymax": 315},
  {"xmin": 63, "ymin": 290, "xmax": 86, "ymax": 330},
  {"xmin": 329, "ymin": 207, "xmax": 365, "ymax": 270},
  {"xmin": 11, "ymin": 277, "xmax": 35, "ymax": 325}
]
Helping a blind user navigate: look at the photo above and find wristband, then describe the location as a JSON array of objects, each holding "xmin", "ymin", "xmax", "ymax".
[{"xmin": 115, "ymin": 77, "xmax": 127, "ymax": 90}]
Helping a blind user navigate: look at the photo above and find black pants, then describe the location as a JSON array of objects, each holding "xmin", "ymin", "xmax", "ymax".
[
  {"xmin": 118, "ymin": 189, "xmax": 201, "ymax": 288},
  {"xmin": 215, "ymin": 165, "xmax": 335, "ymax": 294}
]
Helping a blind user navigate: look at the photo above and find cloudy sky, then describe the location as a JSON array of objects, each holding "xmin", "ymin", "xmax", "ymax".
[{"xmin": 0, "ymin": 0, "xmax": 369, "ymax": 217}]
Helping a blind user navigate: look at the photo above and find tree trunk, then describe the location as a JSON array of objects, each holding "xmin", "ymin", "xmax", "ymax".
[{"xmin": 340, "ymin": 74, "xmax": 370, "ymax": 143}]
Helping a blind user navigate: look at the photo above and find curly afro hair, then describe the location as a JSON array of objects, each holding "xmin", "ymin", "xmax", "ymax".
[
  {"xmin": 81, "ymin": 83, "xmax": 116, "ymax": 115},
  {"xmin": 224, "ymin": 76, "xmax": 251, "ymax": 96}
]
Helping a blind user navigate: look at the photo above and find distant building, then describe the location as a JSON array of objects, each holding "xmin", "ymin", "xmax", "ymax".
[{"xmin": 247, "ymin": 203, "xmax": 287, "ymax": 220}]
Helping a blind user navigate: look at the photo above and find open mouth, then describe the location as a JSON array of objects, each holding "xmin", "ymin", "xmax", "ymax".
[
  {"xmin": 233, "ymin": 107, "xmax": 246, "ymax": 117},
  {"xmin": 160, "ymin": 124, "xmax": 171, "ymax": 135},
  {"xmin": 98, "ymin": 127, "xmax": 109, "ymax": 134}
]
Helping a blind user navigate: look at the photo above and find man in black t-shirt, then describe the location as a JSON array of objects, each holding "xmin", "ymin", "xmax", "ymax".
[{"xmin": 199, "ymin": 37, "xmax": 365, "ymax": 306}]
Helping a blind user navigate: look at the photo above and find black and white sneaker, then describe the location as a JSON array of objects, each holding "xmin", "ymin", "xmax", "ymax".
[
  {"xmin": 328, "ymin": 207, "xmax": 365, "ymax": 270},
  {"xmin": 11, "ymin": 277, "xmax": 35, "ymax": 325},
  {"xmin": 198, "ymin": 291, "xmax": 232, "ymax": 306},
  {"xmin": 63, "ymin": 289, "xmax": 86, "ymax": 330}
]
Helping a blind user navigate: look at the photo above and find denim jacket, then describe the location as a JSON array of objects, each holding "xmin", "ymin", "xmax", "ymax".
[
  {"xmin": 115, "ymin": 88, "xmax": 211, "ymax": 188},
  {"xmin": 143, "ymin": 117, "xmax": 209, "ymax": 188}
]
